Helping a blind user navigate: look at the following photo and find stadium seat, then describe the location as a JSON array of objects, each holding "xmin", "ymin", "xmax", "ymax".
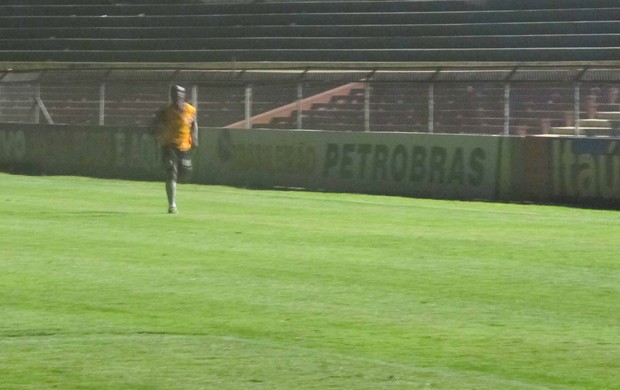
[
  {"xmin": 1, "ymin": 0, "xmax": 619, "ymax": 63},
  {"xmin": 1, "ymin": 0, "xmax": 619, "ymax": 133}
]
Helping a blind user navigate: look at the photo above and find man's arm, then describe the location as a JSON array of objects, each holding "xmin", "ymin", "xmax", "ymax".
[{"xmin": 191, "ymin": 118, "xmax": 198, "ymax": 148}]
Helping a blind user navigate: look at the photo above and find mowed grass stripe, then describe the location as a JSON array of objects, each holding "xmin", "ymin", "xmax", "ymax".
[
  {"xmin": 2, "ymin": 333, "xmax": 564, "ymax": 390},
  {"xmin": 0, "ymin": 173, "xmax": 618, "ymax": 389}
]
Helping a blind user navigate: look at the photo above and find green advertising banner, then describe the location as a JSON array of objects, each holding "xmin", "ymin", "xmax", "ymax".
[
  {"xmin": 202, "ymin": 128, "xmax": 501, "ymax": 200},
  {"xmin": 0, "ymin": 124, "xmax": 161, "ymax": 180},
  {"xmin": 518, "ymin": 135, "xmax": 620, "ymax": 208},
  {"xmin": 19, "ymin": 124, "xmax": 620, "ymax": 207},
  {"xmin": 549, "ymin": 136, "xmax": 620, "ymax": 205}
]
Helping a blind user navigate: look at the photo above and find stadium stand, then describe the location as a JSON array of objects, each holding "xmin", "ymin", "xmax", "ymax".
[
  {"xmin": 2, "ymin": 67, "xmax": 619, "ymax": 135},
  {"xmin": 1, "ymin": 0, "xmax": 620, "ymax": 63},
  {"xmin": 0, "ymin": 0, "xmax": 619, "ymax": 135}
]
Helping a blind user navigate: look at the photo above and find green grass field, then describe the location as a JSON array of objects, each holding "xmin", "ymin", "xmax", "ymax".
[{"xmin": 1, "ymin": 173, "xmax": 618, "ymax": 389}]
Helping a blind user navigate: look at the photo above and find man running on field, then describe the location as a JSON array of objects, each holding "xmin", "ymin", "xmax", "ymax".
[{"xmin": 151, "ymin": 85, "xmax": 198, "ymax": 214}]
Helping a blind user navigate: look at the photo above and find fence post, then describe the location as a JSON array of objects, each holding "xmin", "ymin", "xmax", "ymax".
[
  {"xmin": 245, "ymin": 84, "xmax": 252, "ymax": 129},
  {"xmin": 574, "ymin": 83, "xmax": 580, "ymax": 136},
  {"xmin": 33, "ymin": 82, "xmax": 53, "ymax": 124},
  {"xmin": 504, "ymin": 82, "xmax": 510, "ymax": 135},
  {"xmin": 297, "ymin": 82, "xmax": 303, "ymax": 129},
  {"xmin": 428, "ymin": 83, "xmax": 434, "ymax": 133},
  {"xmin": 364, "ymin": 81, "xmax": 370, "ymax": 132},
  {"xmin": 191, "ymin": 84, "xmax": 198, "ymax": 108},
  {"xmin": 35, "ymin": 96, "xmax": 53, "ymax": 124},
  {"xmin": 33, "ymin": 82, "xmax": 40, "ymax": 124},
  {"xmin": 99, "ymin": 81, "xmax": 106, "ymax": 126}
]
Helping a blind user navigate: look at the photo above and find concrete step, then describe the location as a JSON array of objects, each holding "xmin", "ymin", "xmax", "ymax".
[
  {"xmin": 597, "ymin": 111, "xmax": 620, "ymax": 120},
  {"xmin": 580, "ymin": 118, "xmax": 611, "ymax": 128},
  {"xmin": 549, "ymin": 127, "xmax": 577, "ymax": 135},
  {"xmin": 550, "ymin": 126, "xmax": 620, "ymax": 136}
]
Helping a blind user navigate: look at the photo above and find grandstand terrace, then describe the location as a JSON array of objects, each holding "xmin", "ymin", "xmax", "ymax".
[
  {"xmin": 1, "ymin": 0, "xmax": 620, "ymax": 63},
  {"xmin": 1, "ymin": 0, "xmax": 619, "ymax": 135}
]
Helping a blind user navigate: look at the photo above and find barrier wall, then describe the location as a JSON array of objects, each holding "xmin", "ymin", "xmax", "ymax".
[
  {"xmin": 524, "ymin": 136, "xmax": 620, "ymax": 208},
  {"xmin": 0, "ymin": 124, "xmax": 161, "ymax": 180},
  {"xmin": 201, "ymin": 128, "xmax": 500, "ymax": 200},
  {"xmin": 1, "ymin": 123, "xmax": 619, "ymax": 208}
]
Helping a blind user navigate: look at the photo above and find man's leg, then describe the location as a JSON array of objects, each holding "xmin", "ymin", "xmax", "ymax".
[
  {"xmin": 177, "ymin": 150, "xmax": 193, "ymax": 183},
  {"xmin": 164, "ymin": 148, "xmax": 179, "ymax": 214},
  {"xmin": 166, "ymin": 178, "xmax": 177, "ymax": 214}
]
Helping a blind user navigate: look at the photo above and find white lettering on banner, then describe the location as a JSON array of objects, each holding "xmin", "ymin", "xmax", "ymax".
[
  {"xmin": 128, "ymin": 133, "xmax": 157, "ymax": 168},
  {"xmin": 115, "ymin": 132, "xmax": 126, "ymax": 167},
  {"xmin": 74, "ymin": 130, "xmax": 113, "ymax": 167},
  {"xmin": 115, "ymin": 131, "xmax": 159, "ymax": 169},
  {"xmin": 0, "ymin": 130, "xmax": 26, "ymax": 162},
  {"xmin": 139, "ymin": 133, "xmax": 159, "ymax": 169},
  {"xmin": 230, "ymin": 142, "xmax": 318, "ymax": 174},
  {"xmin": 552, "ymin": 139, "xmax": 620, "ymax": 199}
]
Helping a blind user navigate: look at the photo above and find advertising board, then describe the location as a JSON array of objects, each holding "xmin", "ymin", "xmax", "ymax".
[{"xmin": 203, "ymin": 128, "xmax": 501, "ymax": 200}]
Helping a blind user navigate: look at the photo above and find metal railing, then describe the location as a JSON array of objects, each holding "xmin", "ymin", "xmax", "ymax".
[{"xmin": 1, "ymin": 66, "xmax": 619, "ymax": 136}]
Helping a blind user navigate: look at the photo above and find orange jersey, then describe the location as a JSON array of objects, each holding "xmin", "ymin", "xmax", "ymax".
[{"xmin": 154, "ymin": 102, "xmax": 197, "ymax": 151}]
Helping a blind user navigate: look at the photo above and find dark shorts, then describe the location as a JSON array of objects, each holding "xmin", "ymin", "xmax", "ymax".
[{"xmin": 162, "ymin": 146, "xmax": 193, "ymax": 182}]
